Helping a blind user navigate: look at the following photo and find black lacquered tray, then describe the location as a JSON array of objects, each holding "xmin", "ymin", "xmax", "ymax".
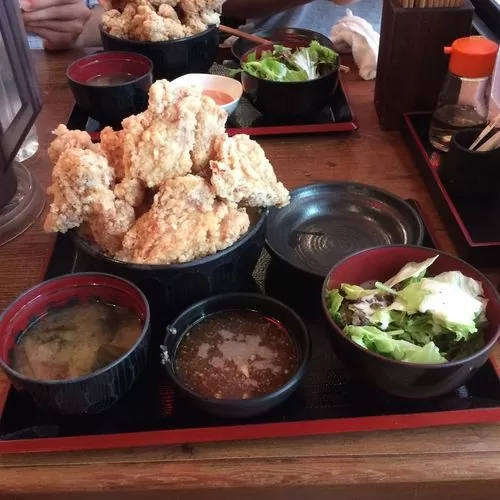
[
  {"xmin": 403, "ymin": 111, "xmax": 500, "ymax": 267},
  {"xmin": 1, "ymin": 200, "xmax": 500, "ymax": 454},
  {"xmin": 67, "ymin": 64, "xmax": 358, "ymax": 139}
]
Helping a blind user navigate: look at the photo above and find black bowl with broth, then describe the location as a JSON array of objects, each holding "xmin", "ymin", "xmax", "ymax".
[
  {"xmin": 71, "ymin": 209, "xmax": 267, "ymax": 317},
  {"xmin": 162, "ymin": 293, "xmax": 311, "ymax": 418},
  {"xmin": 67, "ymin": 51, "xmax": 153, "ymax": 127}
]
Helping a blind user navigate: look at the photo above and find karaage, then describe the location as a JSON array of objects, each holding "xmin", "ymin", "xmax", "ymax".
[
  {"xmin": 210, "ymin": 134, "xmax": 290, "ymax": 208},
  {"xmin": 120, "ymin": 175, "xmax": 249, "ymax": 264}
]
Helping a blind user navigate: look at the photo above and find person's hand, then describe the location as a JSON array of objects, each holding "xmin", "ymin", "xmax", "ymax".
[{"xmin": 21, "ymin": 0, "xmax": 91, "ymax": 51}]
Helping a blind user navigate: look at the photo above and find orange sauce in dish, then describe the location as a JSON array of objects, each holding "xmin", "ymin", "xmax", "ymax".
[{"xmin": 203, "ymin": 89, "xmax": 234, "ymax": 106}]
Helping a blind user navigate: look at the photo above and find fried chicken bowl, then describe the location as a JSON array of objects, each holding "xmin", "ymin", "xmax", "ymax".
[
  {"xmin": 99, "ymin": 0, "xmax": 222, "ymax": 80},
  {"xmin": 44, "ymin": 79, "xmax": 290, "ymax": 308}
]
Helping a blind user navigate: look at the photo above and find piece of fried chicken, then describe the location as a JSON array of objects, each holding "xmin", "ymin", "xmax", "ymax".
[
  {"xmin": 121, "ymin": 80, "xmax": 225, "ymax": 187},
  {"xmin": 44, "ymin": 148, "xmax": 116, "ymax": 233},
  {"xmin": 120, "ymin": 174, "xmax": 249, "ymax": 264},
  {"xmin": 209, "ymin": 134, "xmax": 290, "ymax": 208},
  {"xmin": 191, "ymin": 95, "xmax": 227, "ymax": 176},
  {"xmin": 130, "ymin": 3, "xmax": 186, "ymax": 41},
  {"xmin": 100, "ymin": 127, "xmax": 125, "ymax": 180},
  {"xmin": 44, "ymin": 146, "xmax": 135, "ymax": 254},
  {"xmin": 101, "ymin": 3, "xmax": 138, "ymax": 39},
  {"xmin": 87, "ymin": 198, "xmax": 136, "ymax": 255},
  {"xmin": 48, "ymin": 125, "xmax": 102, "ymax": 164},
  {"xmin": 181, "ymin": 0, "xmax": 224, "ymax": 35}
]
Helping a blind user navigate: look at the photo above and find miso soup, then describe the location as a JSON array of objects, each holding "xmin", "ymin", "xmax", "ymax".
[{"xmin": 11, "ymin": 302, "xmax": 142, "ymax": 381}]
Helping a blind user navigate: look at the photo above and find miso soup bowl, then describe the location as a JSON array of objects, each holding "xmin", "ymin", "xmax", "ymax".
[
  {"xmin": 0, "ymin": 273, "xmax": 151, "ymax": 416},
  {"xmin": 162, "ymin": 293, "xmax": 311, "ymax": 418},
  {"xmin": 67, "ymin": 51, "xmax": 153, "ymax": 127},
  {"xmin": 321, "ymin": 246, "xmax": 500, "ymax": 399}
]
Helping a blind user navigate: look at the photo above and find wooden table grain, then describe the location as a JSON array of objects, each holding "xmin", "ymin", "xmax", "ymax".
[{"xmin": 0, "ymin": 50, "xmax": 499, "ymax": 500}]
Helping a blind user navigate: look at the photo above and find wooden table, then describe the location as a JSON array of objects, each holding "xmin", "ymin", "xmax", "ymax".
[{"xmin": 0, "ymin": 50, "xmax": 499, "ymax": 500}]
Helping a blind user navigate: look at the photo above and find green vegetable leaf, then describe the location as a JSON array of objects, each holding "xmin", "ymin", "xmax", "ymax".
[
  {"xmin": 340, "ymin": 284, "xmax": 378, "ymax": 300},
  {"xmin": 384, "ymin": 256, "xmax": 439, "ymax": 289},
  {"xmin": 344, "ymin": 325, "xmax": 447, "ymax": 364},
  {"xmin": 308, "ymin": 40, "xmax": 338, "ymax": 65},
  {"xmin": 240, "ymin": 41, "xmax": 338, "ymax": 83},
  {"xmin": 396, "ymin": 281, "xmax": 431, "ymax": 313},
  {"xmin": 325, "ymin": 289, "xmax": 344, "ymax": 320}
]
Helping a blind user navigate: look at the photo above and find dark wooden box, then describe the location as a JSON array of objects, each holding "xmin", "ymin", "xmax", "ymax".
[{"xmin": 374, "ymin": 0, "xmax": 474, "ymax": 131}]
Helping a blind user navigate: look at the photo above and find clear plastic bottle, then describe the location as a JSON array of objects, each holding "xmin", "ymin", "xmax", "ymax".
[{"xmin": 429, "ymin": 36, "xmax": 499, "ymax": 152}]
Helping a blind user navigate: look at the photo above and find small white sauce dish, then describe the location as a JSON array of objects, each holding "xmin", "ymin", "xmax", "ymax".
[{"xmin": 171, "ymin": 73, "xmax": 243, "ymax": 116}]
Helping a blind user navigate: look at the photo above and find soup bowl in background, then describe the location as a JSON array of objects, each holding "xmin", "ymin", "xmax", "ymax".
[
  {"xmin": 0, "ymin": 273, "xmax": 151, "ymax": 415},
  {"xmin": 321, "ymin": 245, "xmax": 500, "ymax": 399},
  {"xmin": 67, "ymin": 51, "xmax": 153, "ymax": 127},
  {"xmin": 100, "ymin": 24, "xmax": 219, "ymax": 81}
]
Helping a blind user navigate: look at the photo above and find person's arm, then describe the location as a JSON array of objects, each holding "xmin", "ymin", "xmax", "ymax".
[
  {"xmin": 222, "ymin": 0, "xmax": 357, "ymax": 19},
  {"xmin": 76, "ymin": 5, "xmax": 103, "ymax": 47},
  {"xmin": 22, "ymin": 0, "xmax": 102, "ymax": 50}
]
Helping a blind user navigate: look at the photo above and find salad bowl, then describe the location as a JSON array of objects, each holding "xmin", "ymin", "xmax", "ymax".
[
  {"xmin": 322, "ymin": 245, "xmax": 500, "ymax": 399},
  {"xmin": 239, "ymin": 40, "xmax": 339, "ymax": 120}
]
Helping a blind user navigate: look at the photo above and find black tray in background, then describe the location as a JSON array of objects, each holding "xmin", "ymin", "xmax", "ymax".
[
  {"xmin": 403, "ymin": 112, "xmax": 500, "ymax": 267},
  {"xmin": 1, "ymin": 200, "xmax": 499, "ymax": 453},
  {"xmin": 67, "ymin": 64, "xmax": 358, "ymax": 139}
]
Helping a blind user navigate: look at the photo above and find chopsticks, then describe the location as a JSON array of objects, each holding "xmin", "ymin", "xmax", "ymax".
[
  {"xmin": 468, "ymin": 114, "xmax": 500, "ymax": 152},
  {"xmin": 219, "ymin": 25, "xmax": 270, "ymax": 45},
  {"xmin": 218, "ymin": 24, "xmax": 350, "ymax": 73},
  {"xmin": 399, "ymin": 0, "xmax": 465, "ymax": 7}
]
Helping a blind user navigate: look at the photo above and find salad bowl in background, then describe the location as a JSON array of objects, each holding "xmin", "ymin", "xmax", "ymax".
[
  {"xmin": 322, "ymin": 245, "xmax": 500, "ymax": 399},
  {"xmin": 231, "ymin": 27, "xmax": 336, "ymax": 62},
  {"xmin": 238, "ymin": 39, "xmax": 339, "ymax": 120}
]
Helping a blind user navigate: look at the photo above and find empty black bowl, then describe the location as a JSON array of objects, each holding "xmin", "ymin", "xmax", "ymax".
[
  {"xmin": 70, "ymin": 209, "xmax": 267, "ymax": 316},
  {"xmin": 161, "ymin": 293, "xmax": 311, "ymax": 418},
  {"xmin": 100, "ymin": 24, "xmax": 218, "ymax": 81},
  {"xmin": 67, "ymin": 51, "xmax": 153, "ymax": 127},
  {"xmin": 240, "ymin": 38, "xmax": 339, "ymax": 119}
]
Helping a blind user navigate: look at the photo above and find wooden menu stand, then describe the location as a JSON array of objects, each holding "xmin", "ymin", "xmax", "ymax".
[{"xmin": 374, "ymin": 0, "xmax": 474, "ymax": 131}]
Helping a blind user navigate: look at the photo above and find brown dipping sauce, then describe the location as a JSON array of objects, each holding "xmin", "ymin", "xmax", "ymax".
[
  {"xmin": 175, "ymin": 310, "xmax": 298, "ymax": 400},
  {"xmin": 11, "ymin": 302, "xmax": 142, "ymax": 381},
  {"xmin": 87, "ymin": 73, "xmax": 136, "ymax": 86},
  {"xmin": 202, "ymin": 89, "xmax": 234, "ymax": 106}
]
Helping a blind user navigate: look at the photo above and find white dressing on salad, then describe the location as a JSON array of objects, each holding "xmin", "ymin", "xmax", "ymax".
[
  {"xmin": 325, "ymin": 256, "xmax": 488, "ymax": 364},
  {"xmin": 417, "ymin": 278, "xmax": 483, "ymax": 329}
]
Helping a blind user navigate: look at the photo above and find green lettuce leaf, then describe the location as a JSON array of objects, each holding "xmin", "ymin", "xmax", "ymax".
[
  {"xmin": 344, "ymin": 325, "xmax": 447, "ymax": 364},
  {"xmin": 308, "ymin": 40, "xmax": 338, "ymax": 65},
  {"xmin": 384, "ymin": 256, "xmax": 439, "ymax": 289},
  {"xmin": 325, "ymin": 289, "xmax": 344, "ymax": 323},
  {"xmin": 340, "ymin": 284, "xmax": 378, "ymax": 300},
  {"xmin": 238, "ymin": 41, "xmax": 338, "ymax": 83}
]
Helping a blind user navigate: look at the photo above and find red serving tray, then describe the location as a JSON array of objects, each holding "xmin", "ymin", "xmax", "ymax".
[
  {"xmin": 402, "ymin": 111, "xmax": 500, "ymax": 267},
  {"xmin": 1, "ymin": 200, "xmax": 500, "ymax": 455},
  {"xmin": 67, "ymin": 63, "xmax": 358, "ymax": 141}
]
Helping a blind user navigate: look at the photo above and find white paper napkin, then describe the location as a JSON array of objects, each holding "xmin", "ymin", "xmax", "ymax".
[{"xmin": 330, "ymin": 9, "xmax": 380, "ymax": 81}]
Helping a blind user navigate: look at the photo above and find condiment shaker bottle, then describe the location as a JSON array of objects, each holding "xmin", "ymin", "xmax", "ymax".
[{"xmin": 429, "ymin": 36, "xmax": 499, "ymax": 152}]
